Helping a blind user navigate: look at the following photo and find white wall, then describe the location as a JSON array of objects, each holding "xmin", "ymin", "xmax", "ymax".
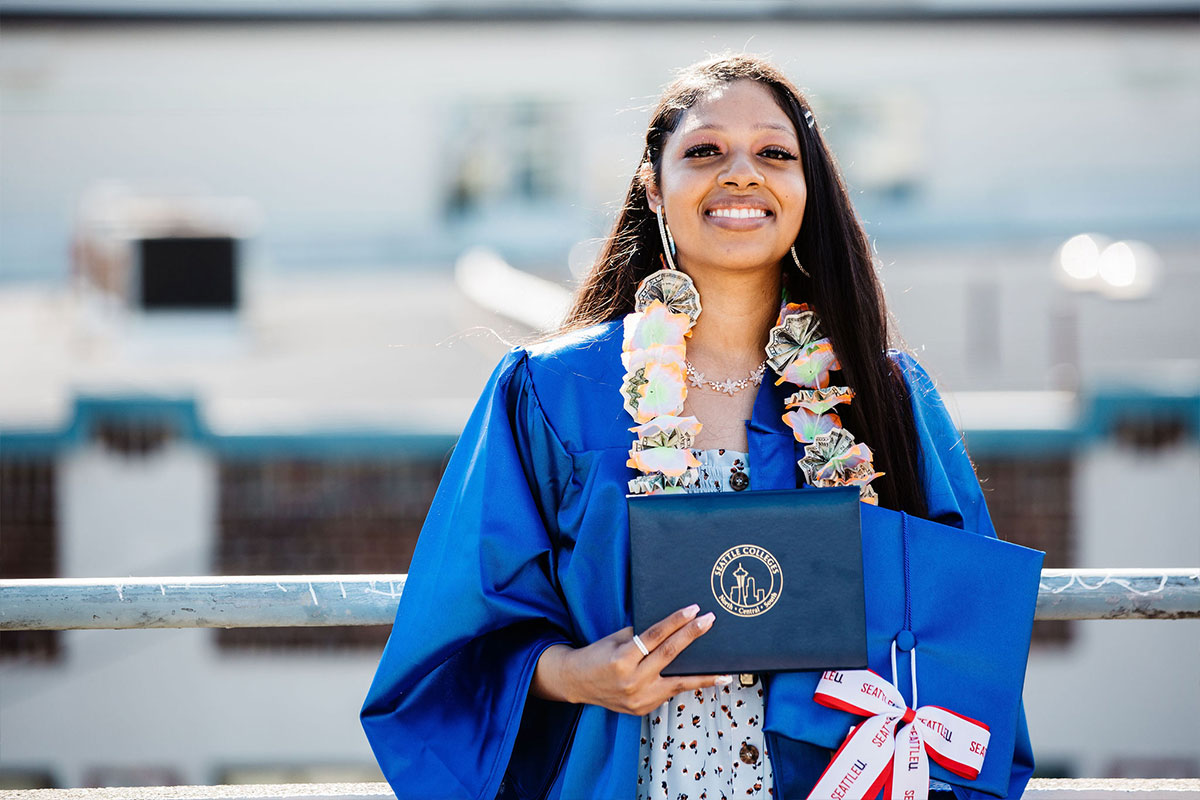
[
  {"xmin": 59, "ymin": 442, "xmax": 215, "ymax": 578},
  {"xmin": 2, "ymin": 20, "xmax": 1197, "ymax": 278},
  {"xmin": 3, "ymin": 20, "xmax": 1196, "ymax": 395}
]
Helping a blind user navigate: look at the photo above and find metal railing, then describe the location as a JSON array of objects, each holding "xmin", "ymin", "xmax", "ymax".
[{"xmin": 1, "ymin": 569, "xmax": 1197, "ymax": 631}]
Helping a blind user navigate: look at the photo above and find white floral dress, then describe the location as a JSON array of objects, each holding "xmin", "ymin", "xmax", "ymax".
[{"xmin": 636, "ymin": 448, "xmax": 775, "ymax": 800}]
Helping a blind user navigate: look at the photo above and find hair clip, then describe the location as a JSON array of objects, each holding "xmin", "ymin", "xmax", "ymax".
[{"xmin": 803, "ymin": 108, "xmax": 815, "ymax": 130}]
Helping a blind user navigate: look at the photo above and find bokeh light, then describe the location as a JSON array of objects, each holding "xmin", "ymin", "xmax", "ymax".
[
  {"xmin": 1098, "ymin": 240, "xmax": 1136, "ymax": 288},
  {"xmin": 1059, "ymin": 233, "xmax": 1102, "ymax": 282},
  {"xmin": 1055, "ymin": 234, "xmax": 1160, "ymax": 300}
]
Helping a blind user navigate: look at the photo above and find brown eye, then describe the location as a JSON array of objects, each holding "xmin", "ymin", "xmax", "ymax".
[
  {"xmin": 762, "ymin": 147, "xmax": 798, "ymax": 161},
  {"xmin": 684, "ymin": 144, "xmax": 720, "ymax": 158}
]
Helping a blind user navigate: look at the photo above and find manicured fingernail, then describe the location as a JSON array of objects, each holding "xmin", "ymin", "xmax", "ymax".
[
  {"xmin": 715, "ymin": 675, "xmax": 733, "ymax": 686},
  {"xmin": 683, "ymin": 604, "xmax": 700, "ymax": 618},
  {"xmin": 698, "ymin": 612, "xmax": 715, "ymax": 630}
]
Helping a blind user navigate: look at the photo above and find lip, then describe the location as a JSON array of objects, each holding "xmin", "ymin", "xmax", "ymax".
[
  {"xmin": 704, "ymin": 201, "xmax": 774, "ymax": 231},
  {"xmin": 705, "ymin": 196, "xmax": 772, "ymax": 212}
]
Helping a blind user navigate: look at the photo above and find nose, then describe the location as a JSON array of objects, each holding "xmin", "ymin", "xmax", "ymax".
[{"xmin": 719, "ymin": 149, "xmax": 763, "ymax": 188}]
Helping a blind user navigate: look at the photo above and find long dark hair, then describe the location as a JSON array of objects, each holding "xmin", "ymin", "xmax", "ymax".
[{"xmin": 563, "ymin": 54, "xmax": 927, "ymax": 517}]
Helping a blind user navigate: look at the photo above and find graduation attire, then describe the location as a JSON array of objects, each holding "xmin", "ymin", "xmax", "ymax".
[{"xmin": 360, "ymin": 320, "xmax": 1034, "ymax": 800}]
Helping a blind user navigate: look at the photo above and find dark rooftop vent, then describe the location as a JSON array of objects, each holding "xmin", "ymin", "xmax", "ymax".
[
  {"xmin": 72, "ymin": 184, "xmax": 258, "ymax": 314},
  {"xmin": 138, "ymin": 236, "xmax": 238, "ymax": 311}
]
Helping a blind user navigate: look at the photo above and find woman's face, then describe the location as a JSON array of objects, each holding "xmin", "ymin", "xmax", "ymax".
[{"xmin": 646, "ymin": 79, "xmax": 807, "ymax": 281}]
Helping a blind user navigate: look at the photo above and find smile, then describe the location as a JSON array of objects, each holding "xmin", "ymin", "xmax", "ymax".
[{"xmin": 706, "ymin": 208, "xmax": 772, "ymax": 219}]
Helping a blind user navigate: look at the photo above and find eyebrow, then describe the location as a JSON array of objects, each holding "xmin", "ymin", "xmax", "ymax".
[{"xmin": 689, "ymin": 123, "xmax": 796, "ymax": 134}]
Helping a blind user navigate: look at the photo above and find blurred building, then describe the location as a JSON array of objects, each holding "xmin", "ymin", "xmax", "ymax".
[{"xmin": 1, "ymin": 1, "xmax": 1198, "ymax": 788}]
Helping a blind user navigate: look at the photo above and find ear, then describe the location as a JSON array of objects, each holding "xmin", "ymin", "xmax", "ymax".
[{"xmin": 639, "ymin": 162, "xmax": 663, "ymax": 213}]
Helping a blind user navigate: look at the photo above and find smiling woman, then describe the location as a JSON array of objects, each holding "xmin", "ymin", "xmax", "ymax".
[
  {"xmin": 646, "ymin": 80, "xmax": 808, "ymax": 281},
  {"xmin": 566, "ymin": 57, "xmax": 928, "ymax": 506},
  {"xmin": 361, "ymin": 54, "xmax": 1032, "ymax": 800}
]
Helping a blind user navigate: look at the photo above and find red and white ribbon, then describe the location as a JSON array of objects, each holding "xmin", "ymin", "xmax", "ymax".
[{"xmin": 805, "ymin": 662, "xmax": 990, "ymax": 800}]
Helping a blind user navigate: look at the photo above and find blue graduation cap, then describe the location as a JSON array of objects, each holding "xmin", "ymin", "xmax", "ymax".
[{"xmin": 765, "ymin": 504, "xmax": 1044, "ymax": 798}]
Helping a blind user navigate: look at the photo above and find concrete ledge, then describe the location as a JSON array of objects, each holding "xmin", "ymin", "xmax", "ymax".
[
  {"xmin": 1027, "ymin": 780, "xmax": 1200, "ymax": 797},
  {"xmin": 3, "ymin": 780, "xmax": 1200, "ymax": 799},
  {"xmin": 0, "ymin": 786, "xmax": 392, "ymax": 800}
]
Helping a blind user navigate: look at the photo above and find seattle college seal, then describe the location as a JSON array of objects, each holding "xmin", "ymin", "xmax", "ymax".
[{"xmin": 710, "ymin": 544, "xmax": 783, "ymax": 617}]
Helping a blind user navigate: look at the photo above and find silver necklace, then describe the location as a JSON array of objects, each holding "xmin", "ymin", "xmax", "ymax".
[{"xmin": 684, "ymin": 359, "xmax": 768, "ymax": 396}]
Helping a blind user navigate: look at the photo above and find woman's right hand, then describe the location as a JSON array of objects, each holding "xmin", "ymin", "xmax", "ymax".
[{"xmin": 531, "ymin": 604, "xmax": 732, "ymax": 716}]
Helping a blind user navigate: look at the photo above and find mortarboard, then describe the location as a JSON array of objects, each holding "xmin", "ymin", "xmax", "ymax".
[{"xmin": 765, "ymin": 504, "xmax": 1044, "ymax": 798}]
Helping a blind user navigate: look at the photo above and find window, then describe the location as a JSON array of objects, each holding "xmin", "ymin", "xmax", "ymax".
[
  {"xmin": 817, "ymin": 90, "xmax": 926, "ymax": 204},
  {"xmin": 973, "ymin": 456, "xmax": 1075, "ymax": 646},
  {"xmin": 444, "ymin": 99, "xmax": 567, "ymax": 216},
  {"xmin": 215, "ymin": 457, "xmax": 445, "ymax": 651},
  {"xmin": 0, "ymin": 458, "xmax": 59, "ymax": 661}
]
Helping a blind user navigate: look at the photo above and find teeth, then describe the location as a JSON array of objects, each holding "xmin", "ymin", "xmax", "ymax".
[{"xmin": 708, "ymin": 208, "xmax": 768, "ymax": 219}]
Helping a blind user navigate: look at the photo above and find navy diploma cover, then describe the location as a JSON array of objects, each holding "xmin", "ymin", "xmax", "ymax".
[{"xmin": 628, "ymin": 486, "xmax": 869, "ymax": 676}]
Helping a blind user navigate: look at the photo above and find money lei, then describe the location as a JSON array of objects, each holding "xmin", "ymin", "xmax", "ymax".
[{"xmin": 621, "ymin": 265, "xmax": 882, "ymax": 502}]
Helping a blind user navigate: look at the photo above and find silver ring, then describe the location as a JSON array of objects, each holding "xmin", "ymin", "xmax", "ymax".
[{"xmin": 632, "ymin": 634, "xmax": 650, "ymax": 657}]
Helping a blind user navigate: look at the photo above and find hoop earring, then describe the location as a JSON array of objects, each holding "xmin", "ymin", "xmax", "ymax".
[
  {"xmin": 656, "ymin": 205, "xmax": 677, "ymax": 271},
  {"xmin": 791, "ymin": 245, "xmax": 811, "ymax": 278}
]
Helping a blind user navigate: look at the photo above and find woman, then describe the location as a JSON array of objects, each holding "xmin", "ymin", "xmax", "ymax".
[{"xmin": 361, "ymin": 54, "xmax": 1032, "ymax": 799}]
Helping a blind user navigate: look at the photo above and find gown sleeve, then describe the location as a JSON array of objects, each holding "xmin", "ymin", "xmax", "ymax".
[
  {"xmin": 895, "ymin": 351, "xmax": 1036, "ymax": 800},
  {"xmin": 360, "ymin": 348, "xmax": 580, "ymax": 800}
]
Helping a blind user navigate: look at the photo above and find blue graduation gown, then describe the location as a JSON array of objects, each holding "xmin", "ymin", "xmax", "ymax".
[{"xmin": 360, "ymin": 320, "xmax": 1034, "ymax": 799}]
